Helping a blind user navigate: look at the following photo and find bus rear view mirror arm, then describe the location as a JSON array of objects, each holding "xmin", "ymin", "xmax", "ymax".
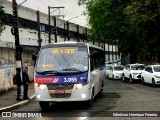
[
  {"xmin": 89, "ymin": 51, "xmax": 98, "ymax": 58},
  {"xmin": 32, "ymin": 53, "xmax": 38, "ymax": 61}
]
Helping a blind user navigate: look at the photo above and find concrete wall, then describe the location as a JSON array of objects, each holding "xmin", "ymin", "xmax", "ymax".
[{"xmin": 0, "ymin": 47, "xmax": 34, "ymax": 93}]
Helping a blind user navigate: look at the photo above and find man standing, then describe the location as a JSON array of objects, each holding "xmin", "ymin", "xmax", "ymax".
[
  {"xmin": 22, "ymin": 66, "xmax": 30, "ymax": 100},
  {"xmin": 16, "ymin": 68, "xmax": 23, "ymax": 101}
]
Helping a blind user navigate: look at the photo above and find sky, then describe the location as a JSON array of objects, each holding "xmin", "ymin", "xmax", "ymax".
[{"xmin": 8, "ymin": 0, "xmax": 87, "ymax": 27}]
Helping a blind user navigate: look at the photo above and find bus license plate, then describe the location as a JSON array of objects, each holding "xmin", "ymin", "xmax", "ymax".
[{"xmin": 55, "ymin": 90, "xmax": 65, "ymax": 94}]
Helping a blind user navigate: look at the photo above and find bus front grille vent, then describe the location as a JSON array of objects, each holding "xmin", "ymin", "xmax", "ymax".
[
  {"xmin": 47, "ymin": 84, "xmax": 74, "ymax": 90},
  {"xmin": 49, "ymin": 93, "xmax": 71, "ymax": 98}
]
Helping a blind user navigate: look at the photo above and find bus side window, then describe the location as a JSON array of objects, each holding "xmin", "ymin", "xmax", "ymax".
[{"xmin": 90, "ymin": 47, "xmax": 95, "ymax": 71}]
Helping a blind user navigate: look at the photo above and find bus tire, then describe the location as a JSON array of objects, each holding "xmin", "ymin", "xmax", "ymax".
[
  {"xmin": 98, "ymin": 82, "xmax": 104, "ymax": 98},
  {"xmin": 39, "ymin": 101, "xmax": 49, "ymax": 110},
  {"xmin": 86, "ymin": 88, "xmax": 94, "ymax": 107}
]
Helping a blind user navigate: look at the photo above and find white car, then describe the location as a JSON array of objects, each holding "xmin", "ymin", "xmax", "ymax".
[
  {"xmin": 141, "ymin": 65, "xmax": 160, "ymax": 87},
  {"xmin": 108, "ymin": 65, "xmax": 124, "ymax": 79},
  {"xmin": 105, "ymin": 65, "xmax": 113, "ymax": 78},
  {"xmin": 122, "ymin": 63, "xmax": 145, "ymax": 83}
]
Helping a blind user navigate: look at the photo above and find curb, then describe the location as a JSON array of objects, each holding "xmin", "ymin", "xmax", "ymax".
[{"xmin": 0, "ymin": 94, "xmax": 35, "ymax": 112}]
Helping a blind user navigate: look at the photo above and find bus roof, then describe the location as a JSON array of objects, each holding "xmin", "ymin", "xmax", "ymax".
[{"xmin": 42, "ymin": 41, "xmax": 103, "ymax": 50}]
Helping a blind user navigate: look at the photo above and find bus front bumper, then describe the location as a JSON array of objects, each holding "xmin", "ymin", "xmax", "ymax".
[{"xmin": 34, "ymin": 84, "xmax": 91, "ymax": 102}]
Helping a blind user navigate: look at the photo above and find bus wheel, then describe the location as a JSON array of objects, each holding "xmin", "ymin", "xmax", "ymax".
[
  {"xmin": 86, "ymin": 88, "xmax": 94, "ymax": 107},
  {"xmin": 98, "ymin": 82, "xmax": 104, "ymax": 98},
  {"xmin": 39, "ymin": 102, "xmax": 49, "ymax": 110}
]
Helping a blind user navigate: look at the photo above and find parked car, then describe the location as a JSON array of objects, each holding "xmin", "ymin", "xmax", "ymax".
[
  {"xmin": 108, "ymin": 65, "xmax": 124, "ymax": 79},
  {"xmin": 141, "ymin": 65, "xmax": 160, "ymax": 87},
  {"xmin": 105, "ymin": 65, "xmax": 113, "ymax": 78},
  {"xmin": 122, "ymin": 63, "xmax": 145, "ymax": 83}
]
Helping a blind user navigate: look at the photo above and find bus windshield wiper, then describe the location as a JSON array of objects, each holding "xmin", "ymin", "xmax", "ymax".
[
  {"xmin": 62, "ymin": 68, "xmax": 82, "ymax": 73},
  {"xmin": 36, "ymin": 70, "xmax": 61, "ymax": 74}
]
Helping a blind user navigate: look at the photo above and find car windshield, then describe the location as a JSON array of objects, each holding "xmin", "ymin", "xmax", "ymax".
[
  {"xmin": 36, "ymin": 47, "xmax": 88, "ymax": 73},
  {"xmin": 153, "ymin": 66, "xmax": 160, "ymax": 72},
  {"xmin": 106, "ymin": 66, "xmax": 112, "ymax": 70},
  {"xmin": 114, "ymin": 66, "xmax": 124, "ymax": 71},
  {"xmin": 131, "ymin": 65, "xmax": 145, "ymax": 70}
]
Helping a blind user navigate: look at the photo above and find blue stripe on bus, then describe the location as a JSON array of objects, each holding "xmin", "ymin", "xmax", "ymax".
[{"xmin": 35, "ymin": 72, "xmax": 88, "ymax": 84}]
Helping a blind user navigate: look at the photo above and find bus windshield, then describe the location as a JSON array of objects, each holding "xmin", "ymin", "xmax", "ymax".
[{"xmin": 36, "ymin": 47, "xmax": 88, "ymax": 73}]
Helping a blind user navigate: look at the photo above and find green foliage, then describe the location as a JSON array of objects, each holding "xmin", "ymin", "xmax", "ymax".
[
  {"xmin": 125, "ymin": 0, "xmax": 160, "ymax": 60},
  {"xmin": 0, "ymin": 3, "xmax": 6, "ymax": 36},
  {"xmin": 78, "ymin": 0, "xmax": 160, "ymax": 61}
]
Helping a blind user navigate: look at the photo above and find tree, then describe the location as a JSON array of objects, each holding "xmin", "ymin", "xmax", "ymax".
[
  {"xmin": 79, "ymin": 0, "xmax": 160, "ymax": 63},
  {"xmin": 79, "ymin": 0, "xmax": 138, "ymax": 62},
  {"xmin": 125, "ymin": 0, "xmax": 160, "ymax": 62}
]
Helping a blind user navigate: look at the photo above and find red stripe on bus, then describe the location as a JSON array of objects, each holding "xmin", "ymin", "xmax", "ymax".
[{"xmin": 35, "ymin": 78, "xmax": 54, "ymax": 83}]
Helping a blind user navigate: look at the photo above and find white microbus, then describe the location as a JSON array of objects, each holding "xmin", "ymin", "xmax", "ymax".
[{"xmin": 32, "ymin": 42, "xmax": 106, "ymax": 109}]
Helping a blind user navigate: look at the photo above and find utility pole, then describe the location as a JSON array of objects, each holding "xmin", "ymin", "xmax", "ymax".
[
  {"xmin": 48, "ymin": 6, "xmax": 64, "ymax": 43},
  {"xmin": 48, "ymin": 6, "xmax": 51, "ymax": 43},
  {"xmin": 66, "ymin": 21, "xmax": 70, "ymax": 41},
  {"xmin": 64, "ymin": 23, "xmax": 66, "ymax": 41},
  {"xmin": 37, "ymin": 10, "xmax": 42, "ymax": 50},
  {"xmin": 77, "ymin": 25, "xmax": 79, "ymax": 42},
  {"xmin": 12, "ymin": 0, "xmax": 23, "ymax": 70},
  {"xmin": 53, "ymin": 16, "xmax": 57, "ymax": 43}
]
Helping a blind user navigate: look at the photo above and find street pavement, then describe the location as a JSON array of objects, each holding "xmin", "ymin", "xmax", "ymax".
[
  {"xmin": 0, "ymin": 82, "xmax": 35, "ymax": 112},
  {"xmin": 1, "ymin": 79, "xmax": 160, "ymax": 119}
]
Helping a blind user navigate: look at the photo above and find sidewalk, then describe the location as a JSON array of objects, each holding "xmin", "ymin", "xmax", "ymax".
[{"xmin": 0, "ymin": 82, "xmax": 35, "ymax": 112}]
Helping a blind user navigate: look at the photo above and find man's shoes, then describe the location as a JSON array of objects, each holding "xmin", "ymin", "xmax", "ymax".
[
  {"xmin": 16, "ymin": 98, "xmax": 23, "ymax": 101},
  {"xmin": 23, "ymin": 98, "xmax": 30, "ymax": 100}
]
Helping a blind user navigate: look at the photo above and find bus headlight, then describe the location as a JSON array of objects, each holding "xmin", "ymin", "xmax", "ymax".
[
  {"xmin": 35, "ymin": 83, "xmax": 46, "ymax": 90},
  {"xmin": 77, "ymin": 84, "xmax": 83, "ymax": 89},
  {"xmin": 37, "ymin": 95, "xmax": 41, "ymax": 99},
  {"xmin": 35, "ymin": 83, "xmax": 40, "ymax": 87},
  {"xmin": 81, "ymin": 93, "xmax": 86, "ymax": 99},
  {"xmin": 40, "ymin": 85, "xmax": 46, "ymax": 90},
  {"xmin": 76, "ymin": 83, "xmax": 88, "ymax": 89}
]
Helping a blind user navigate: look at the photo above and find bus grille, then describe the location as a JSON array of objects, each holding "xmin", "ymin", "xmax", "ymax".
[
  {"xmin": 47, "ymin": 84, "xmax": 73, "ymax": 98},
  {"xmin": 49, "ymin": 93, "xmax": 71, "ymax": 98},
  {"xmin": 47, "ymin": 84, "xmax": 74, "ymax": 90}
]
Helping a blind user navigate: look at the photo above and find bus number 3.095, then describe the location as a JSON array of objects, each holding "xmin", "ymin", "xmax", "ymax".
[{"xmin": 64, "ymin": 77, "xmax": 77, "ymax": 83}]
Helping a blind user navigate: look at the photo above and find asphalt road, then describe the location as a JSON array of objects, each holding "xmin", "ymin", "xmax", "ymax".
[{"xmin": 2, "ymin": 78, "xmax": 160, "ymax": 120}]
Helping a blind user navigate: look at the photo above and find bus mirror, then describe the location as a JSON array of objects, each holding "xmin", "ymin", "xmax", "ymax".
[
  {"xmin": 32, "ymin": 53, "xmax": 38, "ymax": 61},
  {"xmin": 89, "ymin": 51, "xmax": 98, "ymax": 58},
  {"xmin": 91, "ymin": 71, "xmax": 97, "ymax": 75}
]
